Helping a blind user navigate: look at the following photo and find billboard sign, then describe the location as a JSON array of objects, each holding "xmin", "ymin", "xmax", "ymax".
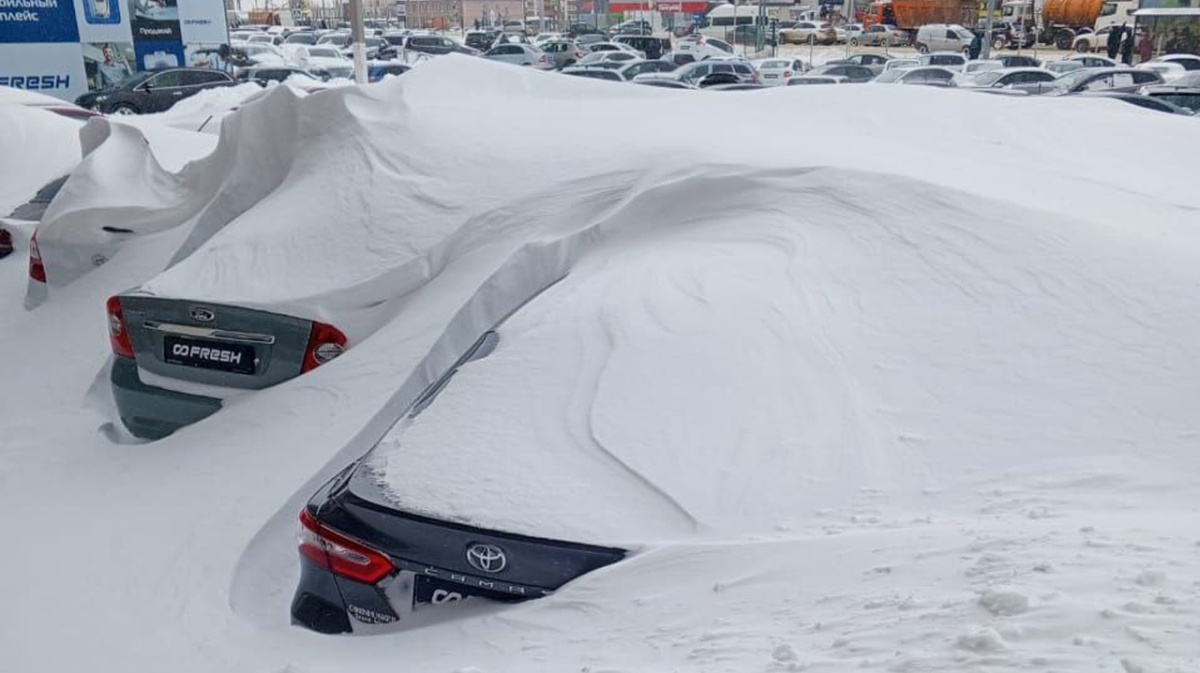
[{"xmin": 0, "ymin": 0, "xmax": 229, "ymax": 102}]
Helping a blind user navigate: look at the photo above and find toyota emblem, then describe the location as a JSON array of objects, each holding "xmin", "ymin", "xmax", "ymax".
[
  {"xmin": 190, "ymin": 307, "xmax": 216, "ymax": 322},
  {"xmin": 465, "ymin": 543, "xmax": 507, "ymax": 573}
]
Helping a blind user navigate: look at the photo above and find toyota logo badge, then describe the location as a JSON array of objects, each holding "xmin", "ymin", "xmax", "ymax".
[
  {"xmin": 190, "ymin": 307, "xmax": 216, "ymax": 322},
  {"xmin": 465, "ymin": 543, "xmax": 507, "ymax": 573}
]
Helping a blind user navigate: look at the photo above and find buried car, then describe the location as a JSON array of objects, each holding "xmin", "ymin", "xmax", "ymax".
[{"xmin": 105, "ymin": 294, "xmax": 348, "ymax": 439}]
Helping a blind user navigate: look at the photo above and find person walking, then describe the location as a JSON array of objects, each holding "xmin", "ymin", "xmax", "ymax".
[
  {"xmin": 969, "ymin": 30, "xmax": 982, "ymax": 60},
  {"xmin": 1107, "ymin": 22, "xmax": 1123, "ymax": 59},
  {"xmin": 1121, "ymin": 24, "xmax": 1134, "ymax": 64},
  {"xmin": 1138, "ymin": 27, "xmax": 1153, "ymax": 63}
]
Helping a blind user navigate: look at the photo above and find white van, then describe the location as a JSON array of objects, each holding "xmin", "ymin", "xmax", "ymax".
[
  {"xmin": 913, "ymin": 24, "xmax": 974, "ymax": 54},
  {"xmin": 699, "ymin": 4, "xmax": 767, "ymax": 40}
]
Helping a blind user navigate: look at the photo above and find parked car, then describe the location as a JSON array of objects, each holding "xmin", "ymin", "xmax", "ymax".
[
  {"xmin": 289, "ymin": 46, "xmax": 354, "ymax": 79},
  {"xmin": 367, "ymin": 62, "xmax": 411, "ymax": 82},
  {"xmin": 1063, "ymin": 54, "xmax": 1118, "ymax": 68},
  {"xmin": 779, "ymin": 21, "xmax": 837, "ymax": 45},
  {"xmin": 757, "ymin": 58, "xmax": 809, "ymax": 85},
  {"xmin": 236, "ymin": 66, "xmax": 324, "ymax": 88},
  {"xmin": 75, "ymin": 68, "xmax": 236, "ymax": 115},
  {"xmin": 484, "ymin": 44, "xmax": 553, "ymax": 69},
  {"xmin": 247, "ymin": 33, "xmax": 282, "ymax": 46},
  {"xmin": 339, "ymin": 36, "xmax": 389, "ymax": 60},
  {"xmin": 957, "ymin": 67, "xmax": 1057, "ymax": 89},
  {"xmin": 872, "ymin": 66, "xmax": 959, "ymax": 86},
  {"xmin": 582, "ymin": 41, "xmax": 643, "ymax": 57},
  {"xmin": 1139, "ymin": 86, "xmax": 1200, "ymax": 113},
  {"xmin": 235, "ymin": 43, "xmax": 289, "ymax": 68},
  {"xmin": 634, "ymin": 78, "xmax": 696, "ymax": 89},
  {"xmin": 105, "ymin": 293, "xmax": 350, "ymax": 439},
  {"xmin": 1045, "ymin": 60, "xmax": 1086, "ymax": 75},
  {"xmin": 284, "ymin": 32, "xmax": 318, "ymax": 45},
  {"xmin": 561, "ymin": 67, "xmax": 625, "ymax": 82},
  {"xmin": 617, "ymin": 59, "xmax": 679, "ymax": 80},
  {"xmin": 914, "ymin": 24, "xmax": 973, "ymax": 54},
  {"xmin": 316, "ymin": 33, "xmax": 351, "ymax": 48},
  {"xmin": 646, "ymin": 59, "xmax": 757, "ymax": 86},
  {"xmin": 1136, "ymin": 61, "xmax": 1188, "ymax": 82},
  {"xmin": 675, "ymin": 35, "xmax": 734, "ymax": 59},
  {"xmin": 704, "ymin": 82, "xmax": 767, "ymax": 91},
  {"xmin": 838, "ymin": 23, "xmax": 864, "ymax": 44},
  {"xmin": 857, "ymin": 24, "xmax": 909, "ymax": 46},
  {"xmin": 464, "ymin": 30, "xmax": 496, "ymax": 51},
  {"xmin": 403, "ymin": 35, "xmax": 478, "ymax": 56},
  {"xmin": 540, "ymin": 39, "xmax": 586, "ymax": 69},
  {"xmin": 883, "ymin": 58, "xmax": 920, "ymax": 72},
  {"xmin": 995, "ymin": 55, "xmax": 1041, "ymax": 68},
  {"xmin": 811, "ymin": 64, "xmax": 877, "ymax": 83},
  {"xmin": 612, "ymin": 34, "xmax": 672, "ymax": 59},
  {"xmin": 824, "ymin": 53, "xmax": 890, "ymax": 75},
  {"xmin": 1152, "ymin": 53, "xmax": 1200, "ymax": 71},
  {"xmin": 787, "ymin": 75, "xmax": 849, "ymax": 85},
  {"xmin": 1012, "ymin": 68, "xmax": 1162, "ymax": 95},
  {"xmin": 919, "ymin": 52, "xmax": 967, "ymax": 68},
  {"xmin": 1074, "ymin": 91, "xmax": 1195, "ymax": 115},
  {"xmin": 961, "ymin": 59, "xmax": 1004, "ymax": 75},
  {"xmin": 5, "ymin": 175, "xmax": 67, "ymax": 223},
  {"xmin": 578, "ymin": 50, "xmax": 640, "ymax": 66}
]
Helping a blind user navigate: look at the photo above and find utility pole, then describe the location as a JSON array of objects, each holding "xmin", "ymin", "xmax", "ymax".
[
  {"xmin": 981, "ymin": 0, "xmax": 997, "ymax": 60},
  {"xmin": 349, "ymin": 0, "xmax": 367, "ymax": 83}
]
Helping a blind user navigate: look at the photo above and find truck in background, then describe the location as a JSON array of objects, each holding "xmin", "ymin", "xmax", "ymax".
[
  {"xmin": 861, "ymin": 0, "xmax": 979, "ymax": 30},
  {"xmin": 999, "ymin": 0, "xmax": 1136, "ymax": 50}
]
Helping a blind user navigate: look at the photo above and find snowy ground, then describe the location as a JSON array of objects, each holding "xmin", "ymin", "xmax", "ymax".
[{"xmin": 1, "ymin": 59, "xmax": 1198, "ymax": 673}]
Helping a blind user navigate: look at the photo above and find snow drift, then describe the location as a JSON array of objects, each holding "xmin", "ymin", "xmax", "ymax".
[{"xmin": 2, "ymin": 57, "xmax": 1199, "ymax": 673}]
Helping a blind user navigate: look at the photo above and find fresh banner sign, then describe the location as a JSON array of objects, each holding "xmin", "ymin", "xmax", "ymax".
[
  {"xmin": 0, "ymin": 0, "xmax": 82, "ymax": 42},
  {"xmin": 658, "ymin": 2, "xmax": 682, "ymax": 10}
]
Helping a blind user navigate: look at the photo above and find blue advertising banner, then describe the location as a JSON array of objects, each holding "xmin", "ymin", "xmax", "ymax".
[{"xmin": 0, "ymin": 0, "xmax": 82, "ymax": 43}]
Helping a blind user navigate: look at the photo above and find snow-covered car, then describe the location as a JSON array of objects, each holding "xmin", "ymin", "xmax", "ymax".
[
  {"xmin": 289, "ymin": 45, "xmax": 354, "ymax": 79},
  {"xmin": 1062, "ymin": 54, "xmax": 1118, "ymax": 68},
  {"xmin": 561, "ymin": 67, "xmax": 626, "ymax": 82},
  {"xmin": 484, "ymin": 43, "xmax": 554, "ymax": 69},
  {"xmin": 1151, "ymin": 53, "xmax": 1200, "ymax": 71},
  {"xmin": 238, "ymin": 42, "xmax": 288, "ymax": 68},
  {"xmin": 1135, "ymin": 60, "xmax": 1188, "ymax": 82},
  {"xmin": 883, "ymin": 58, "xmax": 920, "ymax": 72},
  {"xmin": 757, "ymin": 58, "xmax": 809, "ymax": 85},
  {"xmin": 615, "ymin": 59, "xmax": 679, "ymax": 80},
  {"xmin": 810, "ymin": 64, "xmax": 877, "ymax": 83},
  {"xmin": 824, "ymin": 53, "xmax": 891, "ymax": 75},
  {"xmin": 872, "ymin": 66, "xmax": 959, "ymax": 86},
  {"xmin": 919, "ymin": 52, "xmax": 967, "ymax": 68},
  {"xmin": 0, "ymin": 86, "xmax": 101, "ymax": 121},
  {"xmin": 673, "ymin": 35, "xmax": 734, "ymax": 59},
  {"xmin": 576, "ymin": 49, "xmax": 639, "ymax": 66},
  {"xmin": 786, "ymin": 75, "xmax": 849, "ymax": 85},
  {"xmin": 636, "ymin": 59, "xmax": 757, "ymax": 86},
  {"xmin": 961, "ymin": 59, "xmax": 1005, "ymax": 76},
  {"xmin": 1045, "ymin": 60, "xmax": 1086, "ymax": 75},
  {"xmin": 581, "ymin": 41, "xmax": 643, "ymax": 57},
  {"xmin": 1011, "ymin": 67, "xmax": 1162, "ymax": 95},
  {"xmin": 956, "ymin": 67, "xmax": 1058, "ymax": 89}
]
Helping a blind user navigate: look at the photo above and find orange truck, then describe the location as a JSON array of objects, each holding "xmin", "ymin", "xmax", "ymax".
[
  {"xmin": 861, "ymin": 0, "xmax": 980, "ymax": 29},
  {"xmin": 1000, "ymin": 0, "xmax": 1135, "ymax": 49}
]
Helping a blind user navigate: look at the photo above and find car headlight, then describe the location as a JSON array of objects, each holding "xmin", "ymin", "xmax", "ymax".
[{"xmin": 94, "ymin": 95, "xmax": 108, "ymax": 103}]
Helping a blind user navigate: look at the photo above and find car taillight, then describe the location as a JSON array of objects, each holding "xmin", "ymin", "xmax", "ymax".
[
  {"xmin": 298, "ymin": 509, "xmax": 394, "ymax": 584},
  {"xmin": 301, "ymin": 320, "xmax": 347, "ymax": 372},
  {"xmin": 106, "ymin": 296, "xmax": 135, "ymax": 359},
  {"xmin": 784, "ymin": 70, "xmax": 793, "ymax": 77},
  {"xmin": 29, "ymin": 231, "xmax": 46, "ymax": 283}
]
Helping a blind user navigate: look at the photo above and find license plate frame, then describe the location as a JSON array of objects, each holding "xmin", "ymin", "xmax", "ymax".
[{"xmin": 163, "ymin": 335, "xmax": 256, "ymax": 375}]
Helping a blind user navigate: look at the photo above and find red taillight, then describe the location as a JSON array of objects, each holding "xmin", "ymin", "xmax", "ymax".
[
  {"xmin": 29, "ymin": 231, "xmax": 47, "ymax": 283},
  {"xmin": 106, "ymin": 296, "xmax": 135, "ymax": 359},
  {"xmin": 301, "ymin": 320, "xmax": 347, "ymax": 373},
  {"xmin": 298, "ymin": 509, "xmax": 394, "ymax": 584},
  {"xmin": 784, "ymin": 70, "xmax": 793, "ymax": 77}
]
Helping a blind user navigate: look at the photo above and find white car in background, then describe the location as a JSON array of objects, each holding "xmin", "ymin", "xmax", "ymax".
[
  {"xmin": 882, "ymin": 58, "xmax": 920, "ymax": 72},
  {"xmin": 757, "ymin": 58, "xmax": 809, "ymax": 86},
  {"xmin": 289, "ymin": 45, "xmax": 354, "ymax": 79},
  {"xmin": 1152, "ymin": 53, "xmax": 1200, "ymax": 71},
  {"xmin": 1136, "ymin": 60, "xmax": 1188, "ymax": 82},
  {"xmin": 961, "ymin": 59, "xmax": 1004, "ymax": 76},
  {"xmin": 956, "ymin": 67, "xmax": 1058, "ymax": 89},
  {"xmin": 1063, "ymin": 54, "xmax": 1118, "ymax": 68},
  {"xmin": 577, "ymin": 50, "xmax": 640, "ymax": 66},
  {"xmin": 483, "ymin": 43, "xmax": 554, "ymax": 69},
  {"xmin": 240, "ymin": 43, "xmax": 288, "ymax": 68},
  {"xmin": 675, "ymin": 35, "xmax": 734, "ymax": 60}
]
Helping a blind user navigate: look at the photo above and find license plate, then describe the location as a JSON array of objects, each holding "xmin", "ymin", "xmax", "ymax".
[
  {"xmin": 765, "ymin": 74, "xmax": 778, "ymax": 78},
  {"xmin": 163, "ymin": 335, "xmax": 256, "ymax": 375},
  {"xmin": 412, "ymin": 575, "xmax": 508, "ymax": 608}
]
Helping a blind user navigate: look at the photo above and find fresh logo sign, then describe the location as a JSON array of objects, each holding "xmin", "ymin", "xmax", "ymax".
[{"xmin": 0, "ymin": 73, "xmax": 70, "ymax": 89}]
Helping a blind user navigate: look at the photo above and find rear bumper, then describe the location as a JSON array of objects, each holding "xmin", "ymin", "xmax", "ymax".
[{"xmin": 110, "ymin": 356, "xmax": 222, "ymax": 440}]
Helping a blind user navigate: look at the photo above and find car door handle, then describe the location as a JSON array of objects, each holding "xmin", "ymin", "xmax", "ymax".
[{"xmin": 172, "ymin": 91, "xmax": 183, "ymax": 95}]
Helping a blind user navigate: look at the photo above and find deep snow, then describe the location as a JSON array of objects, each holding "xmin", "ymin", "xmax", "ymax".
[{"xmin": 2, "ymin": 58, "xmax": 1199, "ymax": 673}]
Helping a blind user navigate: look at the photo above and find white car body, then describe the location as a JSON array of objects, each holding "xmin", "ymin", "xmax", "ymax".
[
  {"xmin": 290, "ymin": 46, "xmax": 354, "ymax": 79},
  {"xmin": 577, "ymin": 50, "xmax": 640, "ymax": 66},
  {"xmin": 956, "ymin": 67, "xmax": 1058, "ymax": 89},
  {"xmin": 675, "ymin": 36, "xmax": 734, "ymax": 60},
  {"xmin": 241, "ymin": 43, "xmax": 288, "ymax": 68},
  {"xmin": 757, "ymin": 58, "xmax": 808, "ymax": 86},
  {"xmin": 1137, "ymin": 61, "xmax": 1187, "ymax": 82},
  {"xmin": 883, "ymin": 58, "xmax": 920, "ymax": 72},
  {"xmin": 962, "ymin": 59, "xmax": 1004, "ymax": 75},
  {"xmin": 1063, "ymin": 54, "xmax": 1118, "ymax": 68},
  {"xmin": 484, "ymin": 43, "xmax": 554, "ymax": 69}
]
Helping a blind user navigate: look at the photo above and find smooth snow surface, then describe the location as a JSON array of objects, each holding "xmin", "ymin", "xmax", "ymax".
[
  {"xmin": 2, "ymin": 58, "xmax": 1199, "ymax": 673},
  {"xmin": 0, "ymin": 105, "xmax": 81, "ymax": 214}
]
